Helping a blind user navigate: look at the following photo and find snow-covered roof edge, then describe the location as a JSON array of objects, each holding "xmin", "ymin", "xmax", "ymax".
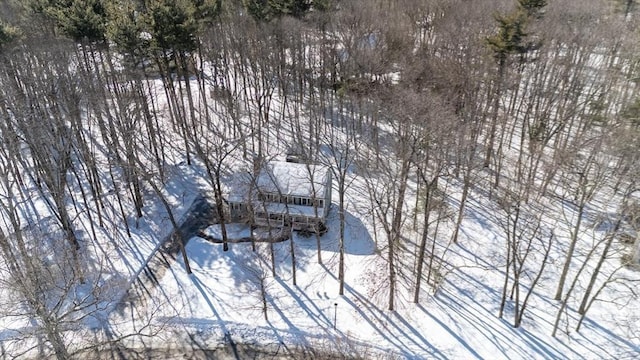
[{"xmin": 256, "ymin": 161, "xmax": 330, "ymax": 198}]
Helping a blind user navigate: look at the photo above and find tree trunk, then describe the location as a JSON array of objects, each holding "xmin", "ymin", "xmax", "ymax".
[
  {"xmin": 452, "ymin": 176, "xmax": 470, "ymax": 244},
  {"xmin": 555, "ymin": 201, "xmax": 586, "ymax": 300},
  {"xmin": 484, "ymin": 58, "xmax": 506, "ymax": 168},
  {"xmin": 414, "ymin": 177, "xmax": 434, "ymax": 303},
  {"xmin": 578, "ymin": 220, "xmax": 620, "ymax": 315},
  {"xmin": 389, "ymin": 157, "xmax": 411, "ymax": 311},
  {"xmin": 338, "ymin": 178, "xmax": 346, "ymax": 295}
]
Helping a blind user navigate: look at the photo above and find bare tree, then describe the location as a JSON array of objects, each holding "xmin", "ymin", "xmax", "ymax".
[
  {"xmin": 190, "ymin": 122, "xmax": 243, "ymax": 253},
  {"xmin": 413, "ymin": 142, "xmax": 454, "ymax": 302},
  {"xmin": 0, "ymin": 164, "xmax": 134, "ymax": 359},
  {"xmin": 360, "ymin": 87, "xmax": 421, "ymax": 311},
  {"xmin": 135, "ymin": 159, "xmax": 193, "ymax": 275},
  {"xmin": 495, "ymin": 186, "xmax": 553, "ymax": 327},
  {"xmin": 319, "ymin": 104, "xmax": 360, "ymax": 294},
  {"xmin": 554, "ymin": 137, "xmax": 610, "ymax": 300}
]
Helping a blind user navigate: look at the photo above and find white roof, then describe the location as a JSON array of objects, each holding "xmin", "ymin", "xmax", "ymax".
[
  {"xmin": 256, "ymin": 161, "xmax": 330, "ymax": 198},
  {"xmin": 226, "ymin": 171, "xmax": 252, "ymax": 203}
]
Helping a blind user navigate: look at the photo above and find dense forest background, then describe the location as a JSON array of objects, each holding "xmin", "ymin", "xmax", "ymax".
[{"xmin": 1, "ymin": 0, "xmax": 640, "ymax": 358}]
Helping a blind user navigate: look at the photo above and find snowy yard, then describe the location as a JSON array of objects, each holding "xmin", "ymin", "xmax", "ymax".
[
  {"xmin": 113, "ymin": 190, "xmax": 640, "ymax": 359},
  {"xmin": 1, "ymin": 1, "xmax": 640, "ymax": 359}
]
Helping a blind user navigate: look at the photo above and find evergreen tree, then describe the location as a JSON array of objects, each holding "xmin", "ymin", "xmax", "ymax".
[
  {"xmin": 486, "ymin": 11, "xmax": 529, "ymax": 65},
  {"xmin": 106, "ymin": 0, "xmax": 150, "ymax": 66},
  {"xmin": 146, "ymin": 0, "xmax": 199, "ymax": 53},
  {"xmin": 518, "ymin": 0, "xmax": 547, "ymax": 18},
  {"xmin": 483, "ymin": 0, "xmax": 546, "ymax": 168},
  {"xmin": 192, "ymin": 0, "xmax": 223, "ymax": 24},
  {"xmin": 0, "ymin": 22, "xmax": 19, "ymax": 49},
  {"xmin": 245, "ymin": 0, "xmax": 312, "ymax": 21},
  {"xmin": 34, "ymin": 0, "xmax": 108, "ymax": 42}
]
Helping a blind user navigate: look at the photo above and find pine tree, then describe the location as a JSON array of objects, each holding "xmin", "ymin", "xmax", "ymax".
[
  {"xmin": 483, "ymin": 0, "xmax": 545, "ymax": 168},
  {"xmin": 35, "ymin": 0, "xmax": 108, "ymax": 42},
  {"xmin": 146, "ymin": 0, "xmax": 199, "ymax": 53},
  {"xmin": 245, "ymin": 0, "xmax": 312, "ymax": 22},
  {"xmin": 518, "ymin": 0, "xmax": 547, "ymax": 18},
  {"xmin": 106, "ymin": 0, "xmax": 150, "ymax": 66},
  {"xmin": 0, "ymin": 21, "xmax": 19, "ymax": 49}
]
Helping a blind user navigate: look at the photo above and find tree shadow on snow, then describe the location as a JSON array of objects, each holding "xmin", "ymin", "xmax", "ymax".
[
  {"xmin": 339, "ymin": 283, "xmax": 447, "ymax": 359},
  {"xmin": 295, "ymin": 206, "xmax": 375, "ymax": 256}
]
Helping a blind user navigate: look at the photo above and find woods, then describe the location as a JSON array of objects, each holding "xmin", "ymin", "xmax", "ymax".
[{"xmin": 0, "ymin": 0, "xmax": 640, "ymax": 358}]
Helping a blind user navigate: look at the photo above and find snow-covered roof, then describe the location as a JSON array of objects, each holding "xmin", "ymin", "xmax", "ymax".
[
  {"xmin": 226, "ymin": 173, "xmax": 251, "ymax": 203},
  {"xmin": 256, "ymin": 161, "xmax": 330, "ymax": 198}
]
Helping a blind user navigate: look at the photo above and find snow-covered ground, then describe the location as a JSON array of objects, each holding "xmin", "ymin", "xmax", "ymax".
[
  {"xmin": 108, "ymin": 171, "xmax": 640, "ymax": 359},
  {"xmin": 1, "ymin": 52, "xmax": 639, "ymax": 359},
  {"xmin": 202, "ymin": 223, "xmax": 254, "ymax": 241}
]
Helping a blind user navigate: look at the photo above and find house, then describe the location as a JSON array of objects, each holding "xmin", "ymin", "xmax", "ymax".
[{"xmin": 227, "ymin": 161, "xmax": 332, "ymax": 233}]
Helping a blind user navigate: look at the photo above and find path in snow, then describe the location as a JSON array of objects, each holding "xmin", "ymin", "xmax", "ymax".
[{"xmin": 115, "ymin": 195, "xmax": 216, "ymax": 311}]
